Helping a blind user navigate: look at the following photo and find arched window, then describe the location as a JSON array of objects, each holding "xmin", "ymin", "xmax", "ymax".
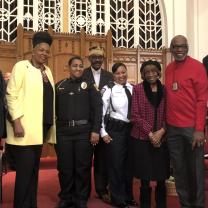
[
  {"xmin": 138, "ymin": 0, "xmax": 163, "ymax": 49},
  {"xmin": 0, "ymin": 0, "xmax": 61, "ymax": 42},
  {"xmin": 0, "ymin": 0, "xmax": 164, "ymax": 49},
  {"xmin": 69, "ymin": 0, "xmax": 92, "ymax": 33},
  {"xmin": 68, "ymin": 0, "xmax": 163, "ymax": 49},
  {"xmin": 0, "ymin": 0, "xmax": 18, "ymax": 42}
]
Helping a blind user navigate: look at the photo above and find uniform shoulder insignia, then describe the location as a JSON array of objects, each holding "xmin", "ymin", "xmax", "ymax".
[
  {"xmin": 100, "ymin": 87, "xmax": 106, "ymax": 96},
  {"xmin": 93, "ymin": 84, "xmax": 99, "ymax": 91},
  {"xmin": 107, "ymin": 81, "xmax": 115, "ymax": 89},
  {"xmin": 56, "ymin": 78, "xmax": 67, "ymax": 90}
]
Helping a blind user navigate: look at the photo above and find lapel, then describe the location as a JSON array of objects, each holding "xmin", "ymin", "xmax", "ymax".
[
  {"xmin": 45, "ymin": 67, "xmax": 55, "ymax": 89},
  {"xmin": 98, "ymin": 69, "xmax": 105, "ymax": 90},
  {"xmin": 88, "ymin": 68, "xmax": 95, "ymax": 84}
]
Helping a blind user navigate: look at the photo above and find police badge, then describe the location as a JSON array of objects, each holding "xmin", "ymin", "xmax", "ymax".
[{"xmin": 81, "ymin": 82, "xmax": 87, "ymax": 89}]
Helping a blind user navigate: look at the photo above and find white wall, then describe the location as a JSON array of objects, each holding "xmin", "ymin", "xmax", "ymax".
[
  {"xmin": 197, "ymin": 0, "xmax": 208, "ymax": 61},
  {"xmin": 163, "ymin": 0, "xmax": 208, "ymax": 61}
]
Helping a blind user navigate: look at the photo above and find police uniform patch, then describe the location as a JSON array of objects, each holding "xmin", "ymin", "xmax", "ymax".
[
  {"xmin": 94, "ymin": 84, "xmax": 99, "ymax": 91},
  {"xmin": 100, "ymin": 88, "xmax": 106, "ymax": 96},
  {"xmin": 81, "ymin": 82, "xmax": 87, "ymax": 89}
]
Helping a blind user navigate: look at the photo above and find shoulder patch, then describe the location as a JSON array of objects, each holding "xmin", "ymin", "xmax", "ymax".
[
  {"xmin": 100, "ymin": 88, "xmax": 106, "ymax": 96},
  {"xmin": 56, "ymin": 78, "xmax": 67, "ymax": 90}
]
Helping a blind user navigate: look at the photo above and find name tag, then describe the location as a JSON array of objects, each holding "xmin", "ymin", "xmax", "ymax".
[{"xmin": 172, "ymin": 82, "xmax": 178, "ymax": 91}]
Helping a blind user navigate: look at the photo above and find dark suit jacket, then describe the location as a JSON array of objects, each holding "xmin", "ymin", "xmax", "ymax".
[
  {"xmin": 82, "ymin": 67, "xmax": 113, "ymax": 90},
  {"xmin": 0, "ymin": 71, "xmax": 6, "ymax": 138}
]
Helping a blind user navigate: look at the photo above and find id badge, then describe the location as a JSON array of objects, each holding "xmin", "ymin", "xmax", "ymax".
[{"xmin": 172, "ymin": 82, "xmax": 178, "ymax": 91}]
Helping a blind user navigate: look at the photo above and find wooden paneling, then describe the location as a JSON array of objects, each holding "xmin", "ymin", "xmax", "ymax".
[{"xmin": 0, "ymin": 24, "xmax": 172, "ymax": 157}]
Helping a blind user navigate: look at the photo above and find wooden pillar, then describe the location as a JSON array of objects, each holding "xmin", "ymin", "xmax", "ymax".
[
  {"xmin": 80, "ymin": 28, "xmax": 86, "ymax": 59},
  {"xmin": 16, "ymin": 24, "xmax": 24, "ymax": 61},
  {"xmin": 47, "ymin": 26, "xmax": 55, "ymax": 75},
  {"xmin": 106, "ymin": 29, "xmax": 113, "ymax": 72}
]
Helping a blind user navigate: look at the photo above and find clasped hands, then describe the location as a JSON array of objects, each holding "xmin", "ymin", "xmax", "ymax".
[{"xmin": 149, "ymin": 128, "xmax": 165, "ymax": 148}]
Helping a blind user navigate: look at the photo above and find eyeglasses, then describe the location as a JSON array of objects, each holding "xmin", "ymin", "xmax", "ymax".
[{"xmin": 171, "ymin": 44, "xmax": 188, "ymax": 50}]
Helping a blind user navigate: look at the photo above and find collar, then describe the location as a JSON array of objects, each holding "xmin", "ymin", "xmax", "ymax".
[
  {"xmin": 173, "ymin": 56, "xmax": 190, "ymax": 68},
  {"xmin": 69, "ymin": 77, "xmax": 83, "ymax": 83},
  {"xmin": 114, "ymin": 82, "xmax": 131, "ymax": 88},
  {"xmin": 91, "ymin": 67, "xmax": 101, "ymax": 74}
]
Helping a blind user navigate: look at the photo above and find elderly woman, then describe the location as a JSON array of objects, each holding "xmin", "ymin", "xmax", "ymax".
[
  {"xmin": 6, "ymin": 31, "xmax": 56, "ymax": 208},
  {"xmin": 131, "ymin": 60, "xmax": 170, "ymax": 208},
  {"xmin": 101, "ymin": 63, "xmax": 136, "ymax": 208}
]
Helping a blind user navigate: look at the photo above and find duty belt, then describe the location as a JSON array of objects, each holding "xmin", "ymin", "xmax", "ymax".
[{"xmin": 56, "ymin": 119, "xmax": 88, "ymax": 127}]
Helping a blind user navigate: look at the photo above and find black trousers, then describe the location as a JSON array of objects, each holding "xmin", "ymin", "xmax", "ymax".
[
  {"xmin": 55, "ymin": 133, "xmax": 93, "ymax": 208},
  {"xmin": 167, "ymin": 125, "xmax": 205, "ymax": 208},
  {"xmin": 106, "ymin": 126, "xmax": 133, "ymax": 205},
  {"xmin": 93, "ymin": 138, "xmax": 108, "ymax": 196},
  {"xmin": 7, "ymin": 144, "xmax": 42, "ymax": 208}
]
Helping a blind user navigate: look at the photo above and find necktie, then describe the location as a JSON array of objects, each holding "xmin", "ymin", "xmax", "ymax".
[{"xmin": 123, "ymin": 85, "xmax": 132, "ymax": 119}]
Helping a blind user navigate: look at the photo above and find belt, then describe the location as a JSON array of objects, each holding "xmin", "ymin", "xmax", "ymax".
[{"xmin": 56, "ymin": 120, "xmax": 88, "ymax": 127}]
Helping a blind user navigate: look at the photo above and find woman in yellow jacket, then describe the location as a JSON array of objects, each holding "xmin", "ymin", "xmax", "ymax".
[{"xmin": 6, "ymin": 31, "xmax": 56, "ymax": 208}]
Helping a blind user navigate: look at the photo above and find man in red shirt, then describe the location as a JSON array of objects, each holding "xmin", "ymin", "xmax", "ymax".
[{"xmin": 165, "ymin": 35, "xmax": 208, "ymax": 208}]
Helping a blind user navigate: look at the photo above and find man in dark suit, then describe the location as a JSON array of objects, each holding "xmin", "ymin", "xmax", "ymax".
[{"xmin": 83, "ymin": 46, "xmax": 113, "ymax": 203}]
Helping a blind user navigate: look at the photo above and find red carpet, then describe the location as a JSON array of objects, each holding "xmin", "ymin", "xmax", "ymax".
[{"xmin": 1, "ymin": 157, "xmax": 207, "ymax": 208}]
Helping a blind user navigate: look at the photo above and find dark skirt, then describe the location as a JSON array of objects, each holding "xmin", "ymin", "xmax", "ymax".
[{"xmin": 132, "ymin": 138, "xmax": 170, "ymax": 181}]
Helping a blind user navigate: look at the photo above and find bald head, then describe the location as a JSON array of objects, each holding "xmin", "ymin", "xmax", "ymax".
[
  {"xmin": 170, "ymin": 35, "xmax": 188, "ymax": 47},
  {"xmin": 170, "ymin": 35, "xmax": 189, "ymax": 62}
]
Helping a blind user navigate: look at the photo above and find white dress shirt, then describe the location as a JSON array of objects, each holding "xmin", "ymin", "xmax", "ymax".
[
  {"xmin": 100, "ymin": 82, "xmax": 133, "ymax": 137},
  {"xmin": 91, "ymin": 67, "xmax": 101, "ymax": 87}
]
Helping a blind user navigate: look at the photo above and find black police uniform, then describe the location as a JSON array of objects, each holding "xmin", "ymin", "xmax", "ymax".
[{"xmin": 55, "ymin": 77, "xmax": 102, "ymax": 208}]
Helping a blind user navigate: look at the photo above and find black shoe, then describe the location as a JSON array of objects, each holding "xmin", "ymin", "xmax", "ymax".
[
  {"xmin": 56, "ymin": 200, "xmax": 74, "ymax": 208},
  {"xmin": 126, "ymin": 199, "xmax": 138, "ymax": 206},
  {"xmin": 118, "ymin": 202, "xmax": 129, "ymax": 208},
  {"xmin": 98, "ymin": 193, "xmax": 111, "ymax": 204}
]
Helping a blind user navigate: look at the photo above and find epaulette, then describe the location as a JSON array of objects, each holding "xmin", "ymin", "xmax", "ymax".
[
  {"xmin": 56, "ymin": 78, "xmax": 68, "ymax": 90},
  {"xmin": 107, "ymin": 81, "xmax": 115, "ymax": 89}
]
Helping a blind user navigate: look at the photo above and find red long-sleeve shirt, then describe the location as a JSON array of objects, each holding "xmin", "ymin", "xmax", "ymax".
[{"xmin": 165, "ymin": 56, "xmax": 208, "ymax": 131}]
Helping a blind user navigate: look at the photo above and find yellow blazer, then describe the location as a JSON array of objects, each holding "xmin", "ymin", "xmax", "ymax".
[{"xmin": 6, "ymin": 60, "xmax": 56, "ymax": 145}]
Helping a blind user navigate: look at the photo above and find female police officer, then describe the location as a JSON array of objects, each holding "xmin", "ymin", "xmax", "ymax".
[
  {"xmin": 100, "ymin": 63, "xmax": 136, "ymax": 208},
  {"xmin": 55, "ymin": 56, "xmax": 102, "ymax": 208}
]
